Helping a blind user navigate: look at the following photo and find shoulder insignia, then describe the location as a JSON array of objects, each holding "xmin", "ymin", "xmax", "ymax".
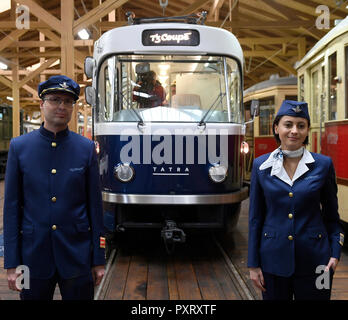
[
  {"xmin": 339, "ymin": 233, "xmax": 344, "ymax": 246},
  {"xmin": 100, "ymin": 237, "xmax": 106, "ymax": 248}
]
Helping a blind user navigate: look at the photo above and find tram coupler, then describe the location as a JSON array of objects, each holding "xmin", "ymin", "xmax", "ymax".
[{"xmin": 161, "ymin": 220, "xmax": 186, "ymax": 253}]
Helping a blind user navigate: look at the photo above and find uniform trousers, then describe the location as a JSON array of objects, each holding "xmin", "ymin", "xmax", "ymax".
[
  {"xmin": 20, "ymin": 271, "xmax": 94, "ymax": 300},
  {"xmin": 262, "ymin": 270, "xmax": 334, "ymax": 300}
]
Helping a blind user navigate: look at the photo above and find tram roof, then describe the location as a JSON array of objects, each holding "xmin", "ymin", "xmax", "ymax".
[
  {"xmin": 296, "ymin": 16, "xmax": 348, "ymax": 69},
  {"xmin": 92, "ymin": 23, "xmax": 243, "ymax": 67},
  {"xmin": 243, "ymin": 76, "xmax": 297, "ymax": 95}
]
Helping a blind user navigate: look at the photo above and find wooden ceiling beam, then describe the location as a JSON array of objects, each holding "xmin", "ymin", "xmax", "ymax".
[
  {"xmin": 0, "ymin": 29, "xmax": 28, "ymax": 52},
  {"xmin": 238, "ymin": 2, "xmax": 284, "ymax": 21},
  {"xmin": 259, "ymin": 0, "xmax": 301, "ymax": 20},
  {"xmin": 22, "ymin": 84, "xmax": 38, "ymax": 98},
  {"xmin": 38, "ymin": 28, "xmax": 87, "ymax": 70},
  {"xmin": 16, "ymin": 0, "xmax": 62, "ymax": 33},
  {"xmin": 310, "ymin": 0, "xmax": 348, "ymax": 16},
  {"xmin": 7, "ymin": 40, "xmax": 94, "ymax": 47},
  {"xmin": 179, "ymin": 0, "xmax": 211, "ymax": 15},
  {"xmin": 299, "ymin": 26, "xmax": 327, "ymax": 41},
  {"xmin": 1, "ymin": 51, "xmax": 61, "ymax": 58},
  {"xmin": 126, "ymin": 2, "xmax": 166, "ymax": 18},
  {"xmin": 207, "ymin": 0, "xmax": 225, "ymax": 21},
  {"xmin": 209, "ymin": 19, "xmax": 313, "ymax": 29},
  {"xmin": 73, "ymin": 0, "xmax": 129, "ymax": 35},
  {"xmin": 18, "ymin": 57, "xmax": 58, "ymax": 87},
  {"xmin": 273, "ymin": 0, "xmax": 345, "ymax": 20},
  {"xmin": 244, "ymin": 50, "xmax": 298, "ymax": 57},
  {"xmin": 0, "ymin": 21, "xmax": 51, "ymax": 29},
  {"xmin": 0, "ymin": 75, "xmax": 13, "ymax": 89},
  {"xmin": 244, "ymin": 73, "xmax": 260, "ymax": 83},
  {"xmin": 266, "ymin": 56, "xmax": 296, "ymax": 75},
  {"xmin": 240, "ymin": 37, "xmax": 304, "ymax": 45}
]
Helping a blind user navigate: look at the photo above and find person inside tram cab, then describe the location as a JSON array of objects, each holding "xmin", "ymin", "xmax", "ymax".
[
  {"xmin": 248, "ymin": 100, "xmax": 344, "ymax": 300},
  {"xmin": 3, "ymin": 75, "xmax": 105, "ymax": 300},
  {"xmin": 134, "ymin": 70, "xmax": 166, "ymax": 107}
]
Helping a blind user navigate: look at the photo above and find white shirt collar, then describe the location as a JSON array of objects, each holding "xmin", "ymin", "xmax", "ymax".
[{"xmin": 259, "ymin": 148, "xmax": 315, "ymax": 186}]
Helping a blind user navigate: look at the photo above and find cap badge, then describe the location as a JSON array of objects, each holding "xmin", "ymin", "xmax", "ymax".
[
  {"xmin": 60, "ymin": 82, "xmax": 69, "ymax": 89},
  {"xmin": 292, "ymin": 105, "xmax": 302, "ymax": 113}
]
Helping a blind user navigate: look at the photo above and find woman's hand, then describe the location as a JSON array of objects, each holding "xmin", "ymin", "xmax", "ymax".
[
  {"xmin": 325, "ymin": 257, "xmax": 339, "ymax": 272},
  {"xmin": 249, "ymin": 267, "xmax": 266, "ymax": 292}
]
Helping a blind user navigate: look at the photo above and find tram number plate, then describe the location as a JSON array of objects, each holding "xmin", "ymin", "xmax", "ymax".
[{"xmin": 142, "ymin": 29, "xmax": 200, "ymax": 46}]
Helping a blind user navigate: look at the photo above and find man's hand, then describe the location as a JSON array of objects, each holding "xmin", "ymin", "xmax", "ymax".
[
  {"xmin": 92, "ymin": 265, "xmax": 105, "ymax": 286},
  {"xmin": 7, "ymin": 268, "xmax": 21, "ymax": 292}
]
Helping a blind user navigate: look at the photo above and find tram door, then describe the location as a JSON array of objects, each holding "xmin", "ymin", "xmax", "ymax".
[{"xmin": 310, "ymin": 62, "xmax": 326, "ymax": 153}]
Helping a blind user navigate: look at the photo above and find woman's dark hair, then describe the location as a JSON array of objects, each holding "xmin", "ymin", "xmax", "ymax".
[{"xmin": 272, "ymin": 115, "xmax": 310, "ymax": 146}]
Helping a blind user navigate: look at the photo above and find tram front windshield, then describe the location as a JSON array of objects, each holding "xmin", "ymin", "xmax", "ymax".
[{"xmin": 97, "ymin": 55, "xmax": 242, "ymax": 123}]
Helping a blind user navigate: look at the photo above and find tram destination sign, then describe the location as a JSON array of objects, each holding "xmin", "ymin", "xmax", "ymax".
[{"xmin": 142, "ymin": 29, "xmax": 200, "ymax": 46}]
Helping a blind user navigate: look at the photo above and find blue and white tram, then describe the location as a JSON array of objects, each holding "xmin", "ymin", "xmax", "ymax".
[{"xmin": 84, "ymin": 13, "xmax": 250, "ymax": 244}]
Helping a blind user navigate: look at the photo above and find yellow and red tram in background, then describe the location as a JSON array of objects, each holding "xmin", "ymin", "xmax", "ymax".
[
  {"xmin": 297, "ymin": 16, "xmax": 348, "ymax": 225},
  {"xmin": 243, "ymin": 75, "xmax": 297, "ymax": 181}
]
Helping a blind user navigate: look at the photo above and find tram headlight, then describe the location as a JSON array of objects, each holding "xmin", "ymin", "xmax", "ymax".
[
  {"xmin": 208, "ymin": 164, "xmax": 227, "ymax": 183},
  {"xmin": 114, "ymin": 163, "xmax": 135, "ymax": 183}
]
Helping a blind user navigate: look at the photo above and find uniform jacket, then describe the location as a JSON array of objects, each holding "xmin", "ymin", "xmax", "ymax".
[
  {"xmin": 248, "ymin": 148, "xmax": 344, "ymax": 277},
  {"xmin": 3, "ymin": 125, "xmax": 105, "ymax": 279}
]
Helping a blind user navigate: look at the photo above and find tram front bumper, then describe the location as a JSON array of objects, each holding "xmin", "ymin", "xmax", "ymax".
[{"xmin": 102, "ymin": 186, "xmax": 249, "ymax": 205}]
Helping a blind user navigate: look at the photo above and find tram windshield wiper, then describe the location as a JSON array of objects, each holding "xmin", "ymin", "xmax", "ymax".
[{"xmin": 199, "ymin": 92, "xmax": 226, "ymax": 125}]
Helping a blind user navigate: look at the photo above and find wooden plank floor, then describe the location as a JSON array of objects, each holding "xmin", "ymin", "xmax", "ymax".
[{"xmin": 103, "ymin": 232, "xmax": 243, "ymax": 300}]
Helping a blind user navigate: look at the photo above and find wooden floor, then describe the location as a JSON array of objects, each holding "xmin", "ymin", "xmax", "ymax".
[
  {"xmin": 1, "ymin": 179, "xmax": 348, "ymax": 300},
  {"xmin": 100, "ymin": 232, "xmax": 249, "ymax": 300}
]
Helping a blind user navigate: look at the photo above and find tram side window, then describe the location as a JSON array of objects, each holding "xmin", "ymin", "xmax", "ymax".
[
  {"xmin": 228, "ymin": 68, "xmax": 242, "ymax": 123},
  {"xmin": 312, "ymin": 70, "xmax": 319, "ymax": 124},
  {"xmin": 329, "ymin": 52, "xmax": 337, "ymax": 120},
  {"xmin": 259, "ymin": 97, "xmax": 275, "ymax": 136},
  {"xmin": 299, "ymin": 75, "xmax": 305, "ymax": 102},
  {"xmin": 103, "ymin": 61, "xmax": 118, "ymax": 122}
]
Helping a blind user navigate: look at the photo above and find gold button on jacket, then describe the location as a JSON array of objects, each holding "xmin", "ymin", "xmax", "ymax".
[
  {"xmin": 288, "ymin": 192, "xmax": 293, "ymax": 198},
  {"xmin": 52, "ymin": 225, "xmax": 57, "ymax": 231},
  {"xmin": 288, "ymin": 213, "xmax": 293, "ymax": 219},
  {"xmin": 288, "ymin": 235, "xmax": 293, "ymax": 241},
  {"xmin": 51, "ymin": 169, "xmax": 57, "ymax": 174},
  {"xmin": 51, "ymin": 196, "xmax": 57, "ymax": 202},
  {"xmin": 51, "ymin": 142, "xmax": 57, "ymax": 147}
]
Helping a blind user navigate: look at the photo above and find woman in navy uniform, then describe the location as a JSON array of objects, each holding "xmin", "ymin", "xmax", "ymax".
[
  {"xmin": 3, "ymin": 75, "xmax": 105, "ymax": 300},
  {"xmin": 248, "ymin": 100, "xmax": 344, "ymax": 300}
]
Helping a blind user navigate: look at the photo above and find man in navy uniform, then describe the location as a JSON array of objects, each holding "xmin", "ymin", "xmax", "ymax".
[
  {"xmin": 248, "ymin": 100, "xmax": 344, "ymax": 300},
  {"xmin": 3, "ymin": 75, "xmax": 105, "ymax": 300}
]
